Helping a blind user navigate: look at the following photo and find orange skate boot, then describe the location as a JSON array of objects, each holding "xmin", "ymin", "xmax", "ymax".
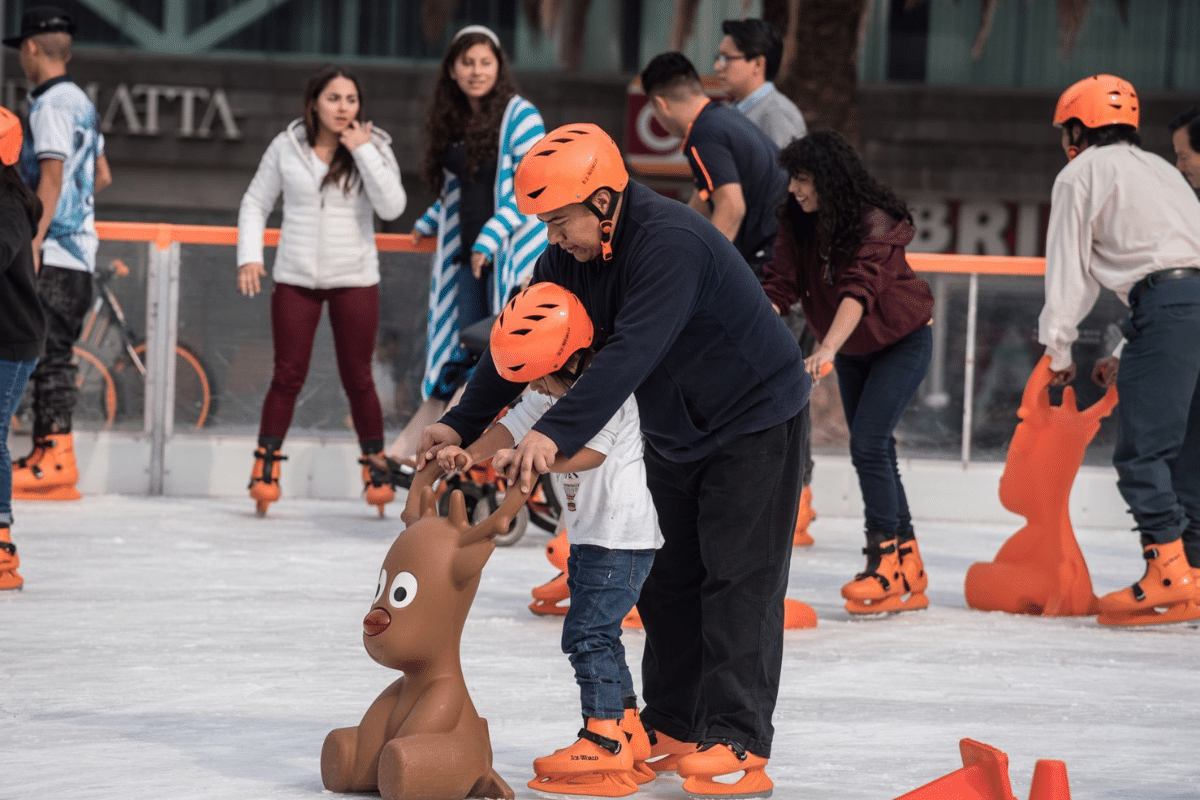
[
  {"xmin": 249, "ymin": 446, "xmax": 286, "ymax": 516},
  {"xmin": 792, "ymin": 485, "xmax": 816, "ymax": 546},
  {"xmin": 619, "ymin": 703, "xmax": 655, "ymax": 784},
  {"xmin": 842, "ymin": 531, "xmax": 927, "ymax": 615},
  {"xmin": 1097, "ymin": 539, "xmax": 1200, "ymax": 626},
  {"xmin": 644, "ymin": 726, "xmax": 697, "ymax": 773},
  {"xmin": 12, "ymin": 434, "xmax": 81, "ymax": 500},
  {"xmin": 0, "ymin": 526, "xmax": 23, "ymax": 591},
  {"xmin": 530, "ymin": 528, "xmax": 571, "ymax": 615},
  {"xmin": 896, "ymin": 533, "xmax": 931, "ymax": 611},
  {"xmin": 677, "ymin": 740, "xmax": 773, "ymax": 798},
  {"xmin": 359, "ymin": 453, "xmax": 400, "ymax": 517},
  {"xmin": 528, "ymin": 717, "xmax": 639, "ymax": 797}
]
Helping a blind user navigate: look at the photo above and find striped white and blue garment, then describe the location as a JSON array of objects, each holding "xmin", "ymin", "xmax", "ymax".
[{"xmin": 415, "ymin": 95, "xmax": 548, "ymax": 399}]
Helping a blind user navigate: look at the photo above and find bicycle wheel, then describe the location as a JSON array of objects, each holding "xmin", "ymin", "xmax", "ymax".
[
  {"xmin": 73, "ymin": 346, "xmax": 117, "ymax": 428},
  {"xmin": 119, "ymin": 343, "xmax": 214, "ymax": 429}
]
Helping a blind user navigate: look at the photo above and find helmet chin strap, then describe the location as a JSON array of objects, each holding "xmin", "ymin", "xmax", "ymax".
[
  {"xmin": 1067, "ymin": 145, "xmax": 1081, "ymax": 161},
  {"xmin": 581, "ymin": 193, "xmax": 618, "ymax": 261}
]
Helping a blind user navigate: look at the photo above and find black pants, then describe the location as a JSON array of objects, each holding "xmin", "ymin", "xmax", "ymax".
[
  {"xmin": 638, "ymin": 411, "xmax": 805, "ymax": 758},
  {"xmin": 29, "ymin": 265, "xmax": 93, "ymax": 439}
]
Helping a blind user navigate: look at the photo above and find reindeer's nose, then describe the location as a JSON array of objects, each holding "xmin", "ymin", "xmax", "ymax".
[{"xmin": 363, "ymin": 607, "xmax": 391, "ymax": 637}]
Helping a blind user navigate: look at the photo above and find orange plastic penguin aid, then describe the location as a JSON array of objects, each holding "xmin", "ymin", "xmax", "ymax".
[
  {"xmin": 321, "ymin": 463, "xmax": 525, "ymax": 800},
  {"xmin": 964, "ymin": 356, "xmax": 1117, "ymax": 616}
]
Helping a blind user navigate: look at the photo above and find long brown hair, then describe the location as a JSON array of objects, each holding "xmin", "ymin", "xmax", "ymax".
[
  {"xmin": 420, "ymin": 32, "xmax": 518, "ymax": 195},
  {"xmin": 303, "ymin": 65, "xmax": 365, "ymax": 195}
]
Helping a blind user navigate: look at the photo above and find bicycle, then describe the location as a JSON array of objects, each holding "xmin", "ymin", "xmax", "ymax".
[{"xmin": 70, "ymin": 258, "xmax": 214, "ymax": 430}]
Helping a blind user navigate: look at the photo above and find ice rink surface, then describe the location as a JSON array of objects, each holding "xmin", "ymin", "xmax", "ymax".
[{"xmin": 3, "ymin": 493, "xmax": 1198, "ymax": 800}]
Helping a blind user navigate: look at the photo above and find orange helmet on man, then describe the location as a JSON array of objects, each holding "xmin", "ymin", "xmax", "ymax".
[
  {"xmin": 1054, "ymin": 74, "xmax": 1139, "ymax": 131},
  {"xmin": 515, "ymin": 123, "xmax": 628, "ymax": 260},
  {"xmin": 490, "ymin": 282, "xmax": 594, "ymax": 383}
]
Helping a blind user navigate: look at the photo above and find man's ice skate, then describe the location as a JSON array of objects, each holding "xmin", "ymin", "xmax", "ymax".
[
  {"xmin": 792, "ymin": 485, "xmax": 816, "ymax": 546},
  {"xmin": 677, "ymin": 740, "xmax": 773, "ymax": 799},
  {"xmin": 528, "ymin": 717, "xmax": 638, "ymax": 798},
  {"xmin": 618, "ymin": 704, "xmax": 655, "ymax": 784},
  {"xmin": 842, "ymin": 532, "xmax": 928, "ymax": 615},
  {"xmin": 248, "ymin": 446, "xmax": 286, "ymax": 516},
  {"xmin": 359, "ymin": 453, "xmax": 402, "ymax": 517},
  {"xmin": 12, "ymin": 434, "xmax": 81, "ymax": 501},
  {"xmin": 644, "ymin": 727, "xmax": 696, "ymax": 773},
  {"xmin": 1097, "ymin": 539, "xmax": 1200, "ymax": 626},
  {"xmin": 0, "ymin": 528, "xmax": 23, "ymax": 591}
]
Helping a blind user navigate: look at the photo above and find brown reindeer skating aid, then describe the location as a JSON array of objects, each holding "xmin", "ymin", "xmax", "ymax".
[{"xmin": 321, "ymin": 464, "xmax": 524, "ymax": 800}]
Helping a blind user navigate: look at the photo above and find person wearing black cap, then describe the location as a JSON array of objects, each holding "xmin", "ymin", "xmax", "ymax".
[
  {"xmin": 5, "ymin": 6, "xmax": 111, "ymax": 500},
  {"xmin": 0, "ymin": 107, "xmax": 45, "ymax": 589}
]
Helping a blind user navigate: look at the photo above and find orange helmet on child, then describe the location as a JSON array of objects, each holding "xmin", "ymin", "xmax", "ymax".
[
  {"xmin": 1054, "ymin": 74, "xmax": 1139, "ymax": 130},
  {"xmin": 514, "ymin": 123, "xmax": 628, "ymax": 215},
  {"xmin": 490, "ymin": 283, "xmax": 594, "ymax": 383}
]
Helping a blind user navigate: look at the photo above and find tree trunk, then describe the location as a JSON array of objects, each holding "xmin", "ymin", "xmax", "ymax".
[{"xmin": 769, "ymin": 0, "xmax": 870, "ymax": 144}]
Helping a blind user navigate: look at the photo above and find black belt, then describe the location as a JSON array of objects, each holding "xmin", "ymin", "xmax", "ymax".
[{"xmin": 1130, "ymin": 267, "xmax": 1200, "ymax": 304}]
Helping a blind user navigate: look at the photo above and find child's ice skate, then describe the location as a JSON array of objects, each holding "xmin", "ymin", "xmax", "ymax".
[
  {"xmin": 619, "ymin": 704, "xmax": 655, "ymax": 784},
  {"xmin": 677, "ymin": 740, "xmax": 773, "ymax": 799},
  {"xmin": 644, "ymin": 727, "xmax": 697, "ymax": 773},
  {"xmin": 1097, "ymin": 539, "xmax": 1200, "ymax": 626},
  {"xmin": 842, "ymin": 531, "xmax": 927, "ymax": 615},
  {"xmin": 528, "ymin": 717, "xmax": 639, "ymax": 797},
  {"xmin": 249, "ymin": 446, "xmax": 286, "ymax": 516},
  {"xmin": 792, "ymin": 485, "xmax": 816, "ymax": 546},
  {"xmin": 896, "ymin": 534, "xmax": 931, "ymax": 611},
  {"xmin": 359, "ymin": 453, "xmax": 402, "ymax": 517},
  {"xmin": 12, "ymin": 434, "xmax": 81, "ymax": 500},
  {"xmin": 0, "ymin": 528, "xmax": 23, "ymax": 591}
]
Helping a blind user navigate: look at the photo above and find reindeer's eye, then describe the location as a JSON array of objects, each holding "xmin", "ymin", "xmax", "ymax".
[
  {"xmin": 388, "ymin": 571, "xmax": 418, "ymax": 609},
  {"xmin": 373, "ymin": 568, "xmax": 387, "ymax": 604}
]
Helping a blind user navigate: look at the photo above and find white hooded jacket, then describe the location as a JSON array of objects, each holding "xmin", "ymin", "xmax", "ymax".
[{"xmin": 237, "ymin": 119, "xmax": 406, "ymax": 289}]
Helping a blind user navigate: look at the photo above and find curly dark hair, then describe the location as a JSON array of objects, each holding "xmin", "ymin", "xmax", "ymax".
[
  {"xmin": 420, "ymin": 32, "xmax": 518, "ymax": 195},
  {"xmin": 778, "ymin": 130, "xmax": 910, "ymax": 281},
  {"xmin": 302, "ymin": 65, "xmax": 365, "ymax": 196}
]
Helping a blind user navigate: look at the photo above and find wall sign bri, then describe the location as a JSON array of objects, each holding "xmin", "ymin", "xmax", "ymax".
[{"xmin": 5, "ymin": 79, "xmax": 242, "ymax": 140}]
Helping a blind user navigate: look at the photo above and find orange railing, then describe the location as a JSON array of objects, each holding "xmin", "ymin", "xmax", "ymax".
[{"xmin": 95, "ymin": 222, "xmax": 436, "ymax": 254}]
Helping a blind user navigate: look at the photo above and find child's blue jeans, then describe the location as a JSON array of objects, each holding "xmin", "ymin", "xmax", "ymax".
[
  {"xmin": 1, "ymin": 358, "xmax": 38, "ymax": 526},
  {"xmin": 563, "ymin": 544, "xmax": 656, "ymax": 720}
]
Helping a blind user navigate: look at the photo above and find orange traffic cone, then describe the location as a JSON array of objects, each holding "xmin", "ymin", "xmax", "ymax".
[
  {"xmin": 965, "ymin": 357, "xmax": 1113, "ymax": 617},
  {"xmin": 1029, "ymin": 759, "xmax": 1071, "ymax": 800},
  {"xmin": 892, "ymin": 739, "xmax": 1015, "ymax": 800}
]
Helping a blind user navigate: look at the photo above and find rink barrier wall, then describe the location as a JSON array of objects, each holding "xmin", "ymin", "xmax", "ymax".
[{"xmin": 42, "ymin": 223, "xmax": 1126, "ymax": 529}]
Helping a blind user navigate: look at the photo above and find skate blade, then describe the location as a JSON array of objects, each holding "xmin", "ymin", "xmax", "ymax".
[
  {"xmin": 1098, "ymin": 600, "xmax": 1200, "ymax": 627},
  {"xmin": 528, "ymin": 771, "xmax": 639, "ymax": 798},
  {"xmin": 845, "ymin": 592, "xmax": 928, "ymax": 616},
  {"xmin": 682, "ymin": 772, "xmax": 773, "ymax": 799},
  {"xmin": 254, "ymin": 499, "xmax": 270, "ymax": 517},
  {"xmin": 12, "ymin": 486, "xmax": 81, "ymax": 501}
]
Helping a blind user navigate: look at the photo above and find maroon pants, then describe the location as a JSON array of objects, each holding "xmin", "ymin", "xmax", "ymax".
[{"xmin": 258, "ymin": 282, "xmax": 383, "ymax": 446}]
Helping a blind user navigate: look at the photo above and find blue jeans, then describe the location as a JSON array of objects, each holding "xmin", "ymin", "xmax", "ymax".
[
  {"xmin": 563, "ymin": 544, "xmax": 656, "ymax": 720},
  {"xmin": 834, "ymin": 325, "xmax": 933, "ymax": 535},
  {"xmin": 1114, "ymin": 275, "xmax": 1200, "ymax": 562},
  {"xmin": 1, "ymin": 358, "xmax": 38, "ymax": 526}
]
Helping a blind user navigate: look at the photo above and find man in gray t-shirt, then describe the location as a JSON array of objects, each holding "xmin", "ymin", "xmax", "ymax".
[{"xmin": 715, "ymin": 18, "xmax": 806, "ymax": 150}]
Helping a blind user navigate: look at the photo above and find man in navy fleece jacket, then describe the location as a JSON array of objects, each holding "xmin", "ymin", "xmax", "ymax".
[{"xmin": 416, "ymin": 123, "xmax": 809, "ymax": 790}]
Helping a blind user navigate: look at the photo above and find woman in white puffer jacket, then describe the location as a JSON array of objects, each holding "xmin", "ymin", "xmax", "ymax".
[{"xmin": 236, "ymin": 65, "xmax": 407, "ymax": 517}]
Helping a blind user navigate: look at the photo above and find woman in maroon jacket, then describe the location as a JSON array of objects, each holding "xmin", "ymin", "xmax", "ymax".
[{"xmin": 762, "ymin": 130, "xmax": 934, "ymax": 615}]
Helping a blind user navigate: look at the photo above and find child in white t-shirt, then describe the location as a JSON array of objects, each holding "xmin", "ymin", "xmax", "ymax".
[{"xmin": 436, "ymin": 282, "xmax": 661, "ymax": 797}]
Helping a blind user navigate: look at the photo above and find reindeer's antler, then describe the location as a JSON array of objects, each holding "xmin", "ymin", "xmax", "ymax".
[
  {"xmin": 402, "ymin": 462, "xmax": 447, "ymax": 525},
  {"xmin": 460, "ymin": 480, "xmax": 533, "ymax": 547}
]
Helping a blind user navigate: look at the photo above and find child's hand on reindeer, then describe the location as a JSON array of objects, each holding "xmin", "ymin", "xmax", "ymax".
[{"xmin": 436, "ymin": 446, "xmax": 475, "ymax": 474}]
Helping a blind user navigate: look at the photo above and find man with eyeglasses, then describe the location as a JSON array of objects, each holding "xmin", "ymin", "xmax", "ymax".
[{"xmin": 716, "ymin": 18, "xmax": 807, "ymax": 149}]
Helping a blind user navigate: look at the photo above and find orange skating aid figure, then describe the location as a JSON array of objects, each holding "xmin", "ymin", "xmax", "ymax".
[
  {"xmin": 321, "ymin": 465, "xmax": 524, "ymax": 800},
  {"xmin": 964, "ymin": 356, "xmax": 1116, "ymax": 616}
]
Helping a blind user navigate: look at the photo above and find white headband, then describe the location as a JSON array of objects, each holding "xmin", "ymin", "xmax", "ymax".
[{"xmin": 452, "ymin": 25, "xmax": 501, "ymax": 49}]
